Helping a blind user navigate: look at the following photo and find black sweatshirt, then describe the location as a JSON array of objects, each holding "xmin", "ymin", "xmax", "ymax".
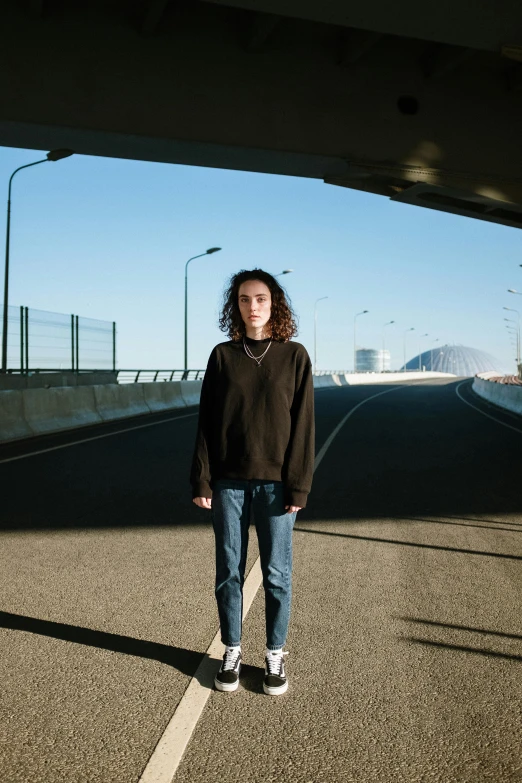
[{"xmin": 190, "ymin": 336, "xmax": 315, "ymax": 508}]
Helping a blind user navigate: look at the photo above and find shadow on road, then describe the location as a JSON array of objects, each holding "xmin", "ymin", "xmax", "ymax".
[
  {"xmin": 398, "ymin": 617, "xmax": 522, "ymax": 640},
  {"xmin": 0, "ymin": 609, "xmax": 265, "ymax": 691},
  {"xmin": 397, "ymin": 616, "xmax": 522, "ymax": 662},
  {"xmin": 1, "ymin": 378, "xmax": 521, "ymax": 530},
  {"xmin": 293, "ymin": 525, "xmax": 522, "ymax": 561},
  {"xmin": 0, "ymin": 609, "xmax": 203, "ymax": 675},
  {"xmin": 402, "ymin": 637, "xmax": 522, "ymax": 662},
  {"xmin": 398, "ymin": 516, "xmax": 522, "ymax": 533}
]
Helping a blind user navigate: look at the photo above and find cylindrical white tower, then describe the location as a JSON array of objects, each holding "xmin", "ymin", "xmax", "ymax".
[{"xmin": 356, "ymin": 349, "xmax": 390, "ymax": 372}]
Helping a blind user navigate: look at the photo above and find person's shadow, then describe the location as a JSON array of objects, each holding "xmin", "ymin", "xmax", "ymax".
[{"xmin": 0, "ymin": 609, "xmax": 264, "ymax": 692}]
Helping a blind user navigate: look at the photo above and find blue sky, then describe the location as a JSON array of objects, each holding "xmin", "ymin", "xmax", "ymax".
[{"xmin": 1, "ymin": 144, "xmax": 520, "ymax": 372}]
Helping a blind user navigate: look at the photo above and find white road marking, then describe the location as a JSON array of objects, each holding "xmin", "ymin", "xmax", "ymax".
[
  {"xmin": 138, "ymin": 560, "xmax": 263, "ymax": 783},
  {"xmin": 138, "ymin": 382, "xmax": 409, "ymax": 783},
  {"xmin": 455, "ymin": 381, "xmax": 522, "ymax": 436},
  {"xmin": 313, "ymin": 385, "xmax": 405, "ymax": 471},
  {"xmin": 0, "ymin": 412, "xmax": 198, "ymax": 465}
]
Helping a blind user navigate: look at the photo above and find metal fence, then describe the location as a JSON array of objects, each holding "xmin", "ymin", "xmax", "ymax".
[
  {"xmin": 1, "ymin": 305, "xmax": 116, "ymax": 372},
  {"xmin": 116, "ymin": 370, "xmax": 205, "ymax": 383}
]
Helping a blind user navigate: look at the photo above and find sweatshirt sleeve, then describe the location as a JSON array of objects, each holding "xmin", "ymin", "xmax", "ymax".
[
  {"xmin": 190, "ymin": 348, "xmax": 218, "ymax": 499},
  {"xmin": 284, "ymin": 347, "xmax": 315, "ymax": 508}
]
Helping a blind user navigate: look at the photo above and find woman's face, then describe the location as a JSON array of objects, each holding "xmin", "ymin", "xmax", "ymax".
[{"xmin": 238, "ymin": 279, "xmax": 272, "ymax": 332}]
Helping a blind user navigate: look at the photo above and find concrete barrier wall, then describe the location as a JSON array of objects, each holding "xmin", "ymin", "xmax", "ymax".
[
  {"xmin": 344, "ymin": 371, "xmax": 455, "ymax": 385},
  {"xmin": 180, "ymin": 380, "xmax": 203, "ymax": 407},
  {"xmin": 0, "ymin": 380, "xmax": 200, "ymax": 443},
  {"xmin": 23, "ymin": 386, "xmax": 102, "ymax": 435},
  {"xmin": 313, "ymin": 371, "xmax": 454, "ymax": 388},
  {"xmin": 143, "ymin": 382, "xmax": 187, "ymax": 412},
  {"xmin": 313, "ymin": 375, "xmax": 341, "ymax": 388},
  {"xmin": 94, "ymin": 383, "xmax": 150, "ymax": 421},
  {"xmin": 473, "ymin": 374, "xmax": 522, "ymax": 416},
  {"xmin": 0, "ymin": 390, "xmax": 35, "ymax": 441}
]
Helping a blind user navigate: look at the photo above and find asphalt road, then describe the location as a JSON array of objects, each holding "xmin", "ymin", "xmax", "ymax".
[{"xmin": 0, "ymin": 378, "xmax": 521, "ymax": 783}]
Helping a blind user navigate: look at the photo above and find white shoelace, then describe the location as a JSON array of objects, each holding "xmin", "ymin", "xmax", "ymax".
[
  {"xmin": 266, "ymin": 650, "xmax": 289, "ymax": 675},
  {"xmin": 222, "ymin": 649, "xmax": 240, "ymax": 671}
]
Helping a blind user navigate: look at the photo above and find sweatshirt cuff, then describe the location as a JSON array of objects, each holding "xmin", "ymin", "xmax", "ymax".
[
  {"xmin": 193, "ymin": 481, "xmax": 213, "ymax": 499},
  {"xmin": 286, "ymin": 488, "xmax": 308, "ymax": 508}
]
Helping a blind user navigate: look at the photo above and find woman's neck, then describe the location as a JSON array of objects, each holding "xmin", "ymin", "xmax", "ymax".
[{"xmin": 245, "ymin": 325, "xmax": 270, "ymax": 340}]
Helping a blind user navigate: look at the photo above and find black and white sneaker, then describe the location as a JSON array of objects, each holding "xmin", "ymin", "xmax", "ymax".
[
  {"xmin": 263, "ymin": 650, "xmax": 289, "ymax": 696},
  {"xmin": 214, "ymin": 647, "xmax": 242, "ymax": 692}
]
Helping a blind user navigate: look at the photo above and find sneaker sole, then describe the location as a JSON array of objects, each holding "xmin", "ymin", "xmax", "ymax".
[
  {"xmin": 263, "ymin": 680, "xmax": 288, "ymax": 696},
  {"xmin": 214, "ymin": 673, "xmax": 240, "ymax": 692}
]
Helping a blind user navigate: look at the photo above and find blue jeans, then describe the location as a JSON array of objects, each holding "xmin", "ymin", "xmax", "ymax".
[{"xmin": 211, "ymin": 479, "xmax": 297, "ymax": 650}]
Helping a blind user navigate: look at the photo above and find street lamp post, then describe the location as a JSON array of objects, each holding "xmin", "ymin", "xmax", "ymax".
[
  {"xmin": 505, "ymin": 325, "xmax": 520, "ymax": 365},
  {"xmin": 354, "ymin": 310, "xmax": 369, "ymax": 372},
  {"xmin": 2, "ymin": 149, "xmax": 74, "ymax": 373},
  {"xmin": 403, "ymin": 327, "xmax": 415, "ymax": 371},
  {"xmin": 503, "ymin": 306, "xmax": 520, "ymax": 364},
  {"xmin": 506, "ymin": 324, "xmax": 518, "ymax": 357},
  {"xmin": 382, "ymin": 320, "xmax": 395, "ymax": 372},
  {"xmin": 419, "ymin": 333, "xmax": 429, "ymax": 371},
  {"xmin": 314, "ymin": 296, "xmax": 328, "ymax": 374},
  {"xmin": 431, "ymin": 338, "xmax": 440, "ymax": 371},
  {"xmin": 184, "ymin": 247, "xmax": 221, "ymax": 372},
  {"xmin": 509, "ymin": 342, "xmax": 518, "ymax": 361}
]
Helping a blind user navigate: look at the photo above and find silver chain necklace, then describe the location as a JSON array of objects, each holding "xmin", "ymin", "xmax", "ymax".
[{"xmin": 243, "ymin": 336, "xmax": 272, "ymax": 366}]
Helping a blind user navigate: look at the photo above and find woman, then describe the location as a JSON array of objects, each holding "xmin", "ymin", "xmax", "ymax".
[{"xmin": 190, "ymin": 269, "xmax": 314, "ymax": 695}]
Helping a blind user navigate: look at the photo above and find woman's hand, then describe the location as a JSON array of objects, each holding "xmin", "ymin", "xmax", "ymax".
[
  {"xmin": 285, "ymin": 505, "xmax": 302, "ymax": 514},
  {"xmin": 193, "ymin": 497, "xmax": 212, "ymax": 509}
]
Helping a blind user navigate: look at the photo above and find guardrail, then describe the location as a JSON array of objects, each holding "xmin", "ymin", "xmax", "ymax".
[
  {"xmin": 2, "ymin": 368, "xmax": 206, "ymax": 383},
  {"xmin": 314, "ymin": 370, "xmax": 351, "ymax": 376},
  {"xmin": 116, "ymin": 370, "xmax": 205, "ymax": 383},
  {"xmin": 6, "ymin": 367, "xmax": 447, "ymax": 383},
  {"xmin": 479, "ymin": 374, "xmax": 522, "ymax": 386},
  {"xmin": 313, "ymin": 370, "xmax": 447, "ymax": 376}
]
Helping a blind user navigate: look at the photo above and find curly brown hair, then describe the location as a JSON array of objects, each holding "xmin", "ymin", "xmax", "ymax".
[{"xmin": 219, "ymin": 269, "xmax": 298, "ymax": 342}]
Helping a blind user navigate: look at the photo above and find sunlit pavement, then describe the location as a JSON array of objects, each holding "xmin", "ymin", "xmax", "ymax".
[{"xmin": 1, "ymin": 378, "xmax": 521, "ymax": 783}]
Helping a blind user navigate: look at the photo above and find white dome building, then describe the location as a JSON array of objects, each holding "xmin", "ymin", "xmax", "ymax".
[{"xmin": 401, "ymin": 344, "xmax": 501, "ymax": 376}]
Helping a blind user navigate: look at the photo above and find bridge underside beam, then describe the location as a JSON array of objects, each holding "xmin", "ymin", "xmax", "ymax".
[{"xmin": 1, "ymin": 1, "xmax": 522, "ymax": 227}]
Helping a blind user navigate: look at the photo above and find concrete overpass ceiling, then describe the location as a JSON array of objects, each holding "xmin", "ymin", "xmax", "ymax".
[
  {"xmin": 204, "ymin": 0, "xmax": 522, "ymax": 53},
  {"xmin": 1, "ymin": 0, "xmax": 522, "ymax": 227}
]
